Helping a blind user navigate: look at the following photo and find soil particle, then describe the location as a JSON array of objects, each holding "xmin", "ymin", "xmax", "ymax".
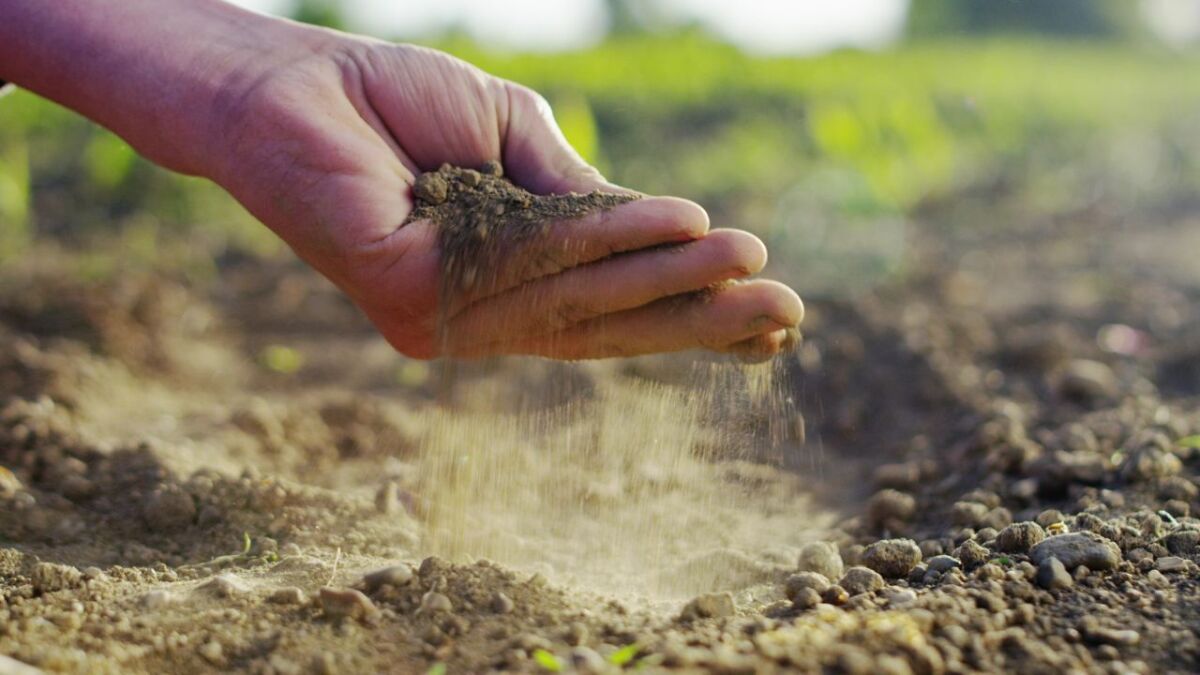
[
  {"xmin": 405, "ymin": 164, "xmax": 639, "ymax": 312},
  {"xmin": 862, "ymin": 539, "xmax": 922, "ymax": 578},
  {"xmin": 1035, "ymin": 557, "xmax": 1073, "ymax": 590},
  {"xmin": 995, "ymin": 521, "xmax": 1047, "ymax": 553},
  {"xmin": 1029, "ymin": 532, "xmax": 1121, "ymax": 571},
  {"xmin": 839, "ymin": 567, "xmax": 885, "ymax": 595},
  {"xmin": 792, "ymin": 587, "xmax": 822, "ymax": 610},
  {"xmin": 796, "ymin": 541, "xmax": 844, "ymax": 581}
]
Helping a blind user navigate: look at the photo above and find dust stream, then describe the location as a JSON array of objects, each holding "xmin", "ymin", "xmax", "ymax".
[{"xmin": 414, "ymin": 359, "xmax": 833, "ymax": 601}]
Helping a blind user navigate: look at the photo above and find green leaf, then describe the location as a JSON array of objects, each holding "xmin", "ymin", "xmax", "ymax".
[
  {"xmin": 1177, "ymin": 435, "xmax": 1200, "ymax": 450},
  {"xmin": 425, "ymin": 664, "xmax": 447, "ymax": 675},
  {"xmin": 532, "ymin": 649, "xmax": 563, "ymax": 672},
  {"xmin": 609, "ymin": 643, "xmax": 640, "ymax": 666}
]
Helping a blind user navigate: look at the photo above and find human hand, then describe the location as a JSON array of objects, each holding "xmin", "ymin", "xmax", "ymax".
[{"xmin": 1, "ymin": 0, "xmax": 803, "ymax": 360}]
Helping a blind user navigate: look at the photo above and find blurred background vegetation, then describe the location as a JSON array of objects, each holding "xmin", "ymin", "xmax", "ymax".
[{"xmin": 2, "ymin": 0, "xmax": 1199, "ymax": 296}]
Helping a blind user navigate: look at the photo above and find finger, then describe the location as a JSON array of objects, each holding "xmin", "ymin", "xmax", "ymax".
[
  {"xmin": 500, "ymin": 82, "xmax": 617, "ymax": 195},
  {"xmin": 452, "ymin": 279, "xmax": 804, "ymax": 359},
  {"xmin": 444, "ymin": 229, "xmax": 767, "ymax": 346},
  {"xmin": 445, "ymin": 196, "xmax": 711, "ymax": 310},
  {"xmin": 722, "ymin": 327, "xmax": 801, "ymax": 363}
]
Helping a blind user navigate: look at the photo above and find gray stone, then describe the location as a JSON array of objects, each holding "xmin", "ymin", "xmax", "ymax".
[
  {"xmin": 1029, "ymin": 532, "xmax": 1121, "ymax": 571},
  {"xmin": 1155, "ymin": 556, "xmax": 1187, "ymax": 573},
  {"xmin": 1162, "ymin": 530, "xmax": 1200, "ymax": 555},
  {"xmin": 1036, "ymin": 557, "xmax": 1072, "ymax": 590},
  {"xmin": 926, "ymin": 555, "xmax": 961, "ymax": 574}
]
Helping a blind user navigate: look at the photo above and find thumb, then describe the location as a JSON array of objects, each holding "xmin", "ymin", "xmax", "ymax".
[{"xmin": 500, "ymin": 83, "xmax": 624, "ymax": 195}]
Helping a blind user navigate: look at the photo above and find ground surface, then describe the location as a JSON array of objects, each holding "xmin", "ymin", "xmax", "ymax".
[{"xmin": 4, "ymin": 151, "xmax": 1200, "ymax": 675}]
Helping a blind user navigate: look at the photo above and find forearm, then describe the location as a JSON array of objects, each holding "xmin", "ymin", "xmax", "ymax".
[{"xmin": 0, "ymin": 0, "xmax": 321, "ymax": 175}]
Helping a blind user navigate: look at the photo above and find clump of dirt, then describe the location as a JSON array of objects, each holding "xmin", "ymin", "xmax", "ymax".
[{"xmin": 407, "ymin": 162, "xmax": 638, "ymax": 320}]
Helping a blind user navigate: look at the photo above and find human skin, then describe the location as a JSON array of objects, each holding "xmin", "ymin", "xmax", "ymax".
[{"xmin": 0, "ymin": 0, "xmax": 804, "ymax": 360}]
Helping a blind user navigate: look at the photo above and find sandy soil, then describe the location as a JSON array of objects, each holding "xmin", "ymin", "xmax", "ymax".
[{"xmin": 3, "ymin": 175, "xmax": 1200, "ymax": 673}]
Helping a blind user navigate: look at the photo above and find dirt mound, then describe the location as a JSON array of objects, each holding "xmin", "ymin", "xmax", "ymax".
[{"xmin": 407, "ymin": 162, "xmax": 638, "ymax": 304}]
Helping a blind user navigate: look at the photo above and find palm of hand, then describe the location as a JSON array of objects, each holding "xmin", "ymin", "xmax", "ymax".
[{"xmin": 213, "ymin": 41, "xmax": 801, "ymax": 360}]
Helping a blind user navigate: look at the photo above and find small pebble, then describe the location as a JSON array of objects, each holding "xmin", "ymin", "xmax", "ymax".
[
  {"xmin": 199, "ymin": 640, "xmax": 225, "ymax": 666},
  {"xmin": 374, "ymin": 482, "xmax": 403, "ymax": 515},
  {"xmin": 995, "ymin": 521, "xmax": 1046, "ymax": 553},
  {"xmin": 866, "ymin": 489, "xmax": 917, "ymax": 528},
  {"xmin": 31, "ymin": 562, "xmax": 82, "ymax": 593},
  {"xmin": 1155, "ymin": 556, "xmax": 1187, "ymax": 573},
  {"xmin": 492, "ymin": 592, "xmax": 515, "ymax": 614},
  {"xmin": 839, "ymin": 567, "xmax": 885, "ymax": 596},
  {"xmin": 1036, "ymin": 558, "xmax": 1072, "ymax": 591},
  {"xmin": 142, "ymin": 485, "xmax": 196, "ymax": 532},
  {"xmin": 1029, "ymin": 532, "xmax": 1121, "ymax": 571},
  {"xmin": 361, "ymin": 565, "xmax": 413, "ymax": 591},
  {"xmin": 419, "ymin": 591, "xmax": 453, "ymax": 614},
  {"xmin": 140, "ymin": 589, "xmax": 176, "ymax": 609},
  {"xmin": 792, "ymin": 587, "xmax": 822, "ymax": 610},
  {"xmin": 680, "ymin": 592, "xmax": 735, "ymax": 620},
  {"xmin": 269, "ymin": 587, "xmax": 307, "ymax": 605},
  {"xmin": 797, "ymin": 542, "xmax": 844, "ymax": 581},
  {"xmin": 320, "ymin": 587, "xmax": 380, "ymax": 621},
  {"xmin": 197, "ymin": 574, "xmax": 248, "ymax": 598},
  {"xmin": 862, "ymin": 539, "xmax": 922, "ymax": 578},
  {"xmin": 1084, "ymin": 625, "xmax": 1140, "ymax": 647},
  {"xmin": 926, "ymin": 555, "xmax": 961, "ymax": 574},
  {"xmin": 413, "ymin": 173, "xmax": 449, "ymax": 205},
  {"xmin": 784, "ymin": 571, "xmax": 831, "ymax": 600},
  {"xmin": 821, "ymin": 585, "xmax": 849, "ymax": 606},
  {"xmin": 480, "ymin": 159, "xmax": 504, "ymax": 177},
  {"xmin": 954, "ymin": 540, "xmax": 990, "ymax": 569},
  {"xmin": 885, "ymin": 588, "xmax": 917, "ymax": 607}
]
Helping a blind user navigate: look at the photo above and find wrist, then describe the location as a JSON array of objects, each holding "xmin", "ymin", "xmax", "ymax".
[{"xmin": 0, "ymin": 1, "xmax": 330, "ymax": 177}]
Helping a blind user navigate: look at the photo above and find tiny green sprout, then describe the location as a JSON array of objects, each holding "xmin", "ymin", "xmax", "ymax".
[
  {"xmin": 997, "ymin": 556, "xmax": 1012, "ymax": 566},
  {"xmin": 532, "ymin": 649, "xmax": 563, "ymax": 672},
  {"xmin": 426, "ymin": 663, "xmax": 447, "ymax": 675},
  {"xmin": 1178, "ymin": 435, "xmax": 1200, "ymax": 450},
  {"xmin": 241, "ymin": 532, "xmax": 253, "ymax": 555},
  {"xmin": 609, "ymin": 643, "xmax": 640, "ymax": 667}
]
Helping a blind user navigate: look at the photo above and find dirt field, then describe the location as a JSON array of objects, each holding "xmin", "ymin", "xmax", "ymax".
[{"xmin": 2, "ymin": 156, "xmax": 1200, "ymax": 675}]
